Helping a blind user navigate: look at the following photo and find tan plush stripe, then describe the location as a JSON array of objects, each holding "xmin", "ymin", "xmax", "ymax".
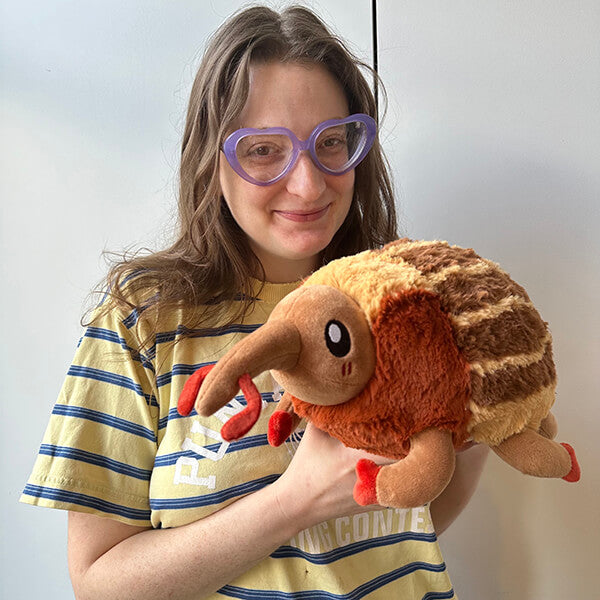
[
  {"xmin": 306, "ymin": 247, "xmax": 423, "ymax": 324},
  {"xmin": 467, "ymin": 384, "xmax": 556, "ymax": 445},
  {"xmin": 454, "ymin": 304, "xmax": 548, "ymax": 363},
  {"xmin": 469, "ymin": 341, "xmax": 556, "ymax": 407},
  {"xmin": 468, "ymin": 332, "xmax": 553, "ymax": 377},
  {"xmin": 449, "ymin": 295, "xmax": 532, "ymax": 328}
]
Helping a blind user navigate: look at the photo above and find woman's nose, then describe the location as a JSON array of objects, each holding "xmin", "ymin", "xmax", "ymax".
[{"xmin": 285, "ymin": 151, "xmax": 326, "ymax": 200}]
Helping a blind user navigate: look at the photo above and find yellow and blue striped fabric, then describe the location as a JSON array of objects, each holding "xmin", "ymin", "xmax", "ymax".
[{"xmin": 21, "ymin": 279, "xmax": 456, "ymax": 599}]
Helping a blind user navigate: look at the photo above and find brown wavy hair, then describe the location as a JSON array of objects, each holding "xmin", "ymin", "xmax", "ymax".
[{"xmin": 91, "ymin": 5, "xmax": 398, "ymax": 337}]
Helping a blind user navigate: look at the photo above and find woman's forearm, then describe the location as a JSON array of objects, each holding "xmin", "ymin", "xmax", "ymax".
[
  {"xmin": 69, "ymin": 479, "xmax": 304, "ymax": 600},
  {"xmin": 69, "ymin": 425, "xmax": 386, "ymax": 600}
]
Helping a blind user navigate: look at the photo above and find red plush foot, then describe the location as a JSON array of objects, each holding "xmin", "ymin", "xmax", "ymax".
[
  {"xmin": 220, "ymin": 374, "xmax": 262, "ymax": 442},
  {"xmin": 268, "ymin": 411, "xmax": 293, "ymax": 446},
  {"xmin": 354, "ymin": 459, "xmax": 382, "ymax": 506},
  {"xmin": 177, "ymin": 364, "xmax": 214, "ymax": 416},
  {"xmin": 560, "ymin": 443, "xmax": 581, "ymax": 482}
]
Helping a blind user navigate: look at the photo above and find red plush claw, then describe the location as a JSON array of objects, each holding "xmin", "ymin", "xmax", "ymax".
[
  {"xmin": 177, "ymin": 364, "xmax": 215, "ymax": 416},
  {"xmin": 354, "ymin": 459, "xmax": 382, "ymax": 506},
  {"xmin": 268, "ymin": 411, "xmax": 294, "ymax": 446},
  {"xmin": 220, "ymin": 374, "xmax": 262, "ymax": 442},
  {"xmin": 560, "ymin": 443, "xmax": 581, "ymax": 482}
]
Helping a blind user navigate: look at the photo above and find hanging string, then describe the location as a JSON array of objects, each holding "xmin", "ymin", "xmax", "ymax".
[{"xmin": 371, "ymin": 0, "xmax": 379, "ymax": 117}]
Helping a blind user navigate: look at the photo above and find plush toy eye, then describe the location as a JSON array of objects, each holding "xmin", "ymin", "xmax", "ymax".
[{"xmin": 325, "ymin": 320, "xmax": 351, "ymax": 357}]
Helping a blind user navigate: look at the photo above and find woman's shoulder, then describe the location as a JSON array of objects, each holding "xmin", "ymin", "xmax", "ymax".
[{"xmin": 84, "ymin": 269, "xmax": 165, "ymax": 339}]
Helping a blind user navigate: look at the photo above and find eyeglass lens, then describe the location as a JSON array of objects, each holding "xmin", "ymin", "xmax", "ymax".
[{"xmin": 234, "ymin": 119, "xmax": 368, "ymax": 183}]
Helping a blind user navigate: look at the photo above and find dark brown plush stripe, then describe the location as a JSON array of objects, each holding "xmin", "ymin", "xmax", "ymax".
[
  {"xmin": 393, "ymin": 242, "xmax": 482, "ymax": 275},
  {"xmin": 454, "ymin": 304, "xmax": 548, "ymax": 362},
  {"xmin": 435, "ymin": 268, "xmax": 531, "ymax": 315},
  {"xmin": 470, "ymin": 342, "xmax": 556, "ymax": 407}
]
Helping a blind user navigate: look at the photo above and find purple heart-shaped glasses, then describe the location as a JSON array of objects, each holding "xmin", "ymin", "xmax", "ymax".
[{"xmin": 222, "ymin": 113, "xmax": 376, "ymax": 186}]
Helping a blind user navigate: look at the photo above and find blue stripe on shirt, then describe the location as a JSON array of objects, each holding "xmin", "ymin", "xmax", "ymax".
[
  {"xmin": 120, "ymin": 289, "xmax": 257, "ymax": 329},
  {"xmin": 22, "ymin": 484, "xmax": 151, "ymax": 522},
  {"xmin": 155, "ymin": 361, "xmax": 277, "ymax": 389},
  {"xmin": 270, "ymin": 531, "xmax": 439, "ymax": 565},
  {"xmin": 121, "ymin": 294, "xmax": 157, "ymax": 330},
  {"xmin": 155, "ymin": 323, "xmax": 262, "ymax": 346},
  {"xmin": 39, "ymin": 444, "xmax": 152, "ymax": 481},
  {"xmin": 153, "ymin": 433, "xmax": 270, "ymax": 467},
  {"xmin": 67, "ymin": 365, "xmax": 158, "ymax": 407},
  {"xmin": 159, "ymin": 389, "xmax": 277, "ymax": 427},
  {"xmin": 121, "ymin": 319, "xmax": 265, "ymax": 362},
  {"xmin": 123, "ymin": 309, "xmax": 139, "ymax": 329},
  {"xmin": 83, "ymin": 327, "xmax": 155, "ymax": 373},
  {"xmin": 52, "ymin": 404, "xmax": 156, "ymax": 442},
  {"xmin": 156, "ymin": 362, "xmax": 215, "ymax": 388},
  {"xmin": 421, "ymin": 591, "xmax": 455, "ymax": 600},
  {"xmin": 218, "ymin": 562, "xmax": 450, "ymax": 599},
  {"xmin": 150, "ymin": 474, "xmax": 279, "ymax": 510},
  {"xmin": 132, "ymin": 322, "xmax": 263, "ymax": 363}
]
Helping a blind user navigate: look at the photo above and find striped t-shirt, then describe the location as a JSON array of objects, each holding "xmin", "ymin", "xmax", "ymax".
[{"xmin": 21, "ymin": 279, "xmax": 456, "ymax": 599}]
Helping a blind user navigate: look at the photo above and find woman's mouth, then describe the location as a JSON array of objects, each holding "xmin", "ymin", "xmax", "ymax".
[{"xmin": 274, "ymin": 205, "xmax": 330, "ymax": 222}]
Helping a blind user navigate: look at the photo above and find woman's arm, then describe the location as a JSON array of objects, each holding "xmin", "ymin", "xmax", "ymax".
[
  {"xmin": 68, "ymin": 424, "xmax": 389, "ymax": 600},
  {"xmin": 429, "ymin": 443, "xmax": 489, "ymax": 535},
  {"xmin": 68, "ymin": 427, "xmax": 485, "ymax": 598},
  {"xmin": 68, "ymin": 482, "xmax": 298, "ymax": 600}
]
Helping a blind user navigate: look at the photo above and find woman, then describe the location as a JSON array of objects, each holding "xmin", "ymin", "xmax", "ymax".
[{"xmin": 22, "ymin": 6, "xmax": 487, "ymax": 599}]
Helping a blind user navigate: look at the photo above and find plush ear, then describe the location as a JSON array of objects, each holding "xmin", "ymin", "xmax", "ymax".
[{"xmin": 369, "ymin": 290, "xmax": 472, "ymax": 444}]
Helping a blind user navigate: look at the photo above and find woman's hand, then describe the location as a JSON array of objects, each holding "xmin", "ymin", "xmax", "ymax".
[
  {"xmin": 271, "ymin": 423, "xmax": 395, "ymax": 530},
  {"xmin": 273, "ymin": 424, "xmax": 489, "ymax": 537}
]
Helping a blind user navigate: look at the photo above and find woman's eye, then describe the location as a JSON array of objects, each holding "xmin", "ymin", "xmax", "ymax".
[
  {"xmin": 323, "ymin": 136, "xmax": 343, "ymax": 147},
  {"xmin": 237, "ymin": 135, "xmax": 287, "ymax": 161},
  {"xmin": 319, "ymin": 136, "xmax": 346, "ymax": 152},
  {"xmin": 252, "ymin": 145, "xmax": 274, "ymax": 156},
  {"xmin": 248, "ymin": 143, "xmax": 279, "ymax": 156},
  {"xmin": 245, "ymin": 143, "xmax": 284, "ymax": 163}
]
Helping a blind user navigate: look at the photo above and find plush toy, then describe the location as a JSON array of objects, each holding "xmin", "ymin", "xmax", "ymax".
[{"xmin": 177, "ymin": 239, "xmax": 580, "ymax": 509}]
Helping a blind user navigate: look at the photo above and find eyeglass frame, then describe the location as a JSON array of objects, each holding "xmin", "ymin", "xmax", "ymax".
[{"xmin": 221, "ymin": 113, "xmax": 377, "ymax": 186}]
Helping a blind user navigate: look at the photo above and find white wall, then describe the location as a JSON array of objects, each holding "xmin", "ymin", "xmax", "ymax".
[
  {"xmin": 2, "ymin": 1, "xmax": 598, "ymax": 599},
  {"xmin": 378, "ymin": 1, "xmax": 600, "ymax": 598}
]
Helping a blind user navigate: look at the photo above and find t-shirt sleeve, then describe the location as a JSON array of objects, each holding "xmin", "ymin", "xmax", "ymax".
[{"xmin": 20, "ymin": 304, "xmax": 159, "ymax": 527}]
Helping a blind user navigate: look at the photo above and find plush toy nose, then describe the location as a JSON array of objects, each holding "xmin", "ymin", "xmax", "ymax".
[{"xmin": 195, "ymin": 318, "xmax": 301, "ymax": 418}]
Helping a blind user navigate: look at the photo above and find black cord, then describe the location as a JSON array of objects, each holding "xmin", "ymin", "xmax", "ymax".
[{"xmin": 371, "ymin": 0, "xmax": 379, "ymax": 116}]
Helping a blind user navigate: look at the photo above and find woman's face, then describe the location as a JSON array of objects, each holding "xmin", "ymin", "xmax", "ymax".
[{"xmin": 219, "ymin": 61, "xmax": 355, "ymax": 283}]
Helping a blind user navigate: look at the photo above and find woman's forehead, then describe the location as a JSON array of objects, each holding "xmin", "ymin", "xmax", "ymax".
[{"xmin": 237, "ymin": 61, "xmax": 349, "ymax": 136}]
